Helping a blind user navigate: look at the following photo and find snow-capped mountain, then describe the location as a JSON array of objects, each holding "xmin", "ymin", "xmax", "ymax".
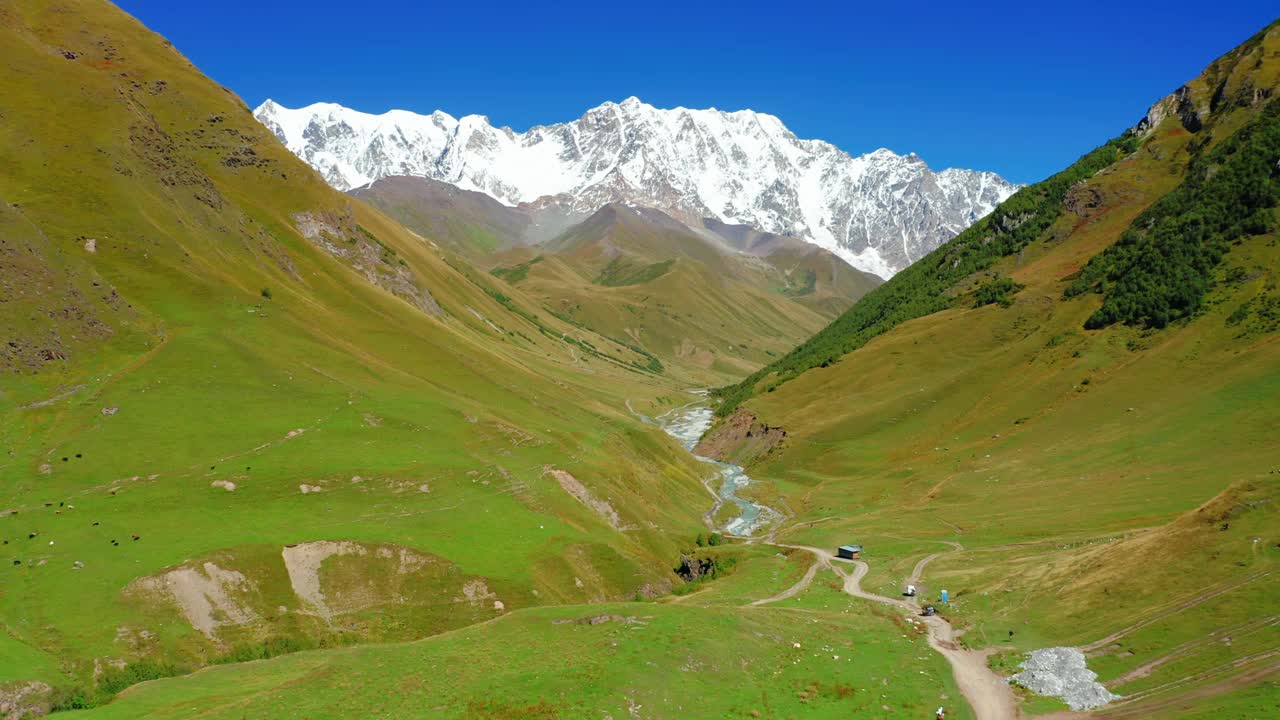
[{"xmin": 255, "ymin": 97, "xmax": 1019, "ymax": 277}]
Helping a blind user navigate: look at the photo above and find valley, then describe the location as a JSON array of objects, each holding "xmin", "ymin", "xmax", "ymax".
[
  {"xmin": 353, "ymin": 184, "xmax": 883, "ymax": 384},
  {"xmin": 644, "ymin": 396, "xmax": 778, "ymax": 536},
  {"xmin": 1, "ymin": 1, "xmax": 1277, "ymax": 719}
]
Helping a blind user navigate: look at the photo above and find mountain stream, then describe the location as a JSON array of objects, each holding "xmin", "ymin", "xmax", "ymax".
[{"xmin": 637, "ymin": 398, "xmax": 779, "ymax": 536}]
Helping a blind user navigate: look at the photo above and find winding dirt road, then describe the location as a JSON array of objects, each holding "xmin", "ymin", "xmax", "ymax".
[
  {"xmin": 749, "ymin": 554, "xmax": 821, "ymax": 606},
  {"xmin": 754, "ymin": 543, "xmax": 1019, "ymax": 720}
]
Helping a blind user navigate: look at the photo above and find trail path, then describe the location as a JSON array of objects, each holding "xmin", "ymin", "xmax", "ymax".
[
  {"xmin": 909, "ymin": 541, "xmax": 964, "ymax": 585},
  {"xmin": 639, "ymin": 395, "xmax": 1010, "ymax": 718},
  {"xmin": 1080, "ymin": 570, "xmax": 1273, "ymax": 653},
  {"xmin": 1105, "ymin": 648, "xmax": 1280, "ymax": 709},
  {"xmin": 754, "ymin": 542, "xmax": 1019, "ymax": 720},
  {"xmin": 749, "ymin": 555, "xmax": 821, "ymax": 606},
  {"xmin": 19, "ymin": 384, "xmax": 87, "ymax": 409},
  {"xmin": 1108, "ymin": 614, "xmax": 1279, "ymax": 686},
  {"xmin": 1082, "ymin": 654, "xmax": 1280, "ymax": 720}
]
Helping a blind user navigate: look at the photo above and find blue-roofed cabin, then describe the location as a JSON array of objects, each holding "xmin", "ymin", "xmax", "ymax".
[{"xmin": 837, "ymin": 545, "xmax": 862, "ymax": 559}]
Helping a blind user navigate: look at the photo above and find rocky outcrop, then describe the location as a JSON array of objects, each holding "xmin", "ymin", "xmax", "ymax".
[
  {"xmin": 544, "ymin": 466, "xmax": 630, "ymax": 531},
  {"xmin": 1011, "ymin": 647, "xmax": 1119, "ymax": 711},
  {"xmin": 693, "ymin": 408, "xmax": 786, "ymax": 466},
  {"xmin": 0, "ymin": 681, "xmax": 52, "ymax": 720},
  {"xmin": 291, "ymin": 210, "xmax": 444, "ymax": 317},
  {"xmin": 1136, "ymin": 24, "xmax": 1280, "ymax": 137},
  {"xmin": 673, "ymin": 553, "xmax": 718, "ymax": 582},
  {"xmin": 1136, "ymin": 84, "xmax": 1207, "ymax": 135}
]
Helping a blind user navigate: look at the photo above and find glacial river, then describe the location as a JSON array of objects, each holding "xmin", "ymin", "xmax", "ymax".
[{"xmin": 650, "ymin": 401, "xmax": 779, "ymax": 537}]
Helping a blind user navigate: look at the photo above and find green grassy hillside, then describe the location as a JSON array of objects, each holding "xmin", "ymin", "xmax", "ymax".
[
  {"xmin": 65, "ymin": 599, "xmax": 969, "ymax": 720},
  {"xmin": 697, "ymin": 19, "xmax": 1280, "ymax": 718},
  {"xmin": 0, "ymin": 0, "xmax": 724, "ymax": 708},
  {"xmin": 714, "ymin": 19, "xmax": 1280, "ymax": 418},
  {"xmin": 349, "ymin": 175, "xmax": 536, "ymax": 258},
  {"xmin": 355, "ymin": 172, "xmax": 883, "ymax": 384},
  {"xmin": 4, "ymin": 2, "xmax": 1278, "ymax": 719},
  {"xmin": 486, "ymin": 204, "xmax": 881, "ymax": 384},
  {"xmin": 355, "ymin": 175, "xmax": 883, "ymax": 385}
]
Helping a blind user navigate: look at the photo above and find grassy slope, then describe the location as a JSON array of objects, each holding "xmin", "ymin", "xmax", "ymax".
[
  {"xmin": 68, "ymin": 599, "xmax": 969, "ymax": 720},
  {"xmin": 356, "ymin": 176, "xmax": 882, "ymax": 385},
  {"xmin": 0, "ymin": 0, "xmax": 720, "ymax": 696},
  {"xmin": 698, "ymin": 22, "xmax": 1280, "ymax": 718},
  {"xmin": 349, "ymin": 175, "xmax": 533, "ymax": 259},
  {"xmin": 65, "ymin": 540, "xmax": 976, "ymax": 719},
  {"xmin": 5, "ymin": 3, "xmax": 1274, "ymax": 718},
  {"xmin": 491, "ymin": 205, "xmax": 878, "ymax": 384},
  {"xmin": 0, "ymin": 5, "xmax": 961, "ymax": 718},
  {"xmin": 758, "ymin": 243, "xmax": 883, "ymax": 315},
  {"xmin": 714, "ymin": 19, "xmax": 1280, "ymax": 416}
]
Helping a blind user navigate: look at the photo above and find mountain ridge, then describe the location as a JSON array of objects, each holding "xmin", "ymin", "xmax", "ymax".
[
  {"xmin": 355, "ymin": 183, "xmax": 884, "ymax": 382},
  {"xmin": 254, "ymin": 96, "xmax": 1021, "ymax": 277}
]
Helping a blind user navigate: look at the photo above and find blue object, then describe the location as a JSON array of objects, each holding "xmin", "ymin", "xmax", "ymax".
[{"xmin": 941, "ymin": 589, "xmax": 949, "ymax": 604}]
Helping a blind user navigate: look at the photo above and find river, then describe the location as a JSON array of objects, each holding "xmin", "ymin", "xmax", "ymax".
[{"xmin": 648, "ymin": 400, "xmax": 780, "ymax": 537}]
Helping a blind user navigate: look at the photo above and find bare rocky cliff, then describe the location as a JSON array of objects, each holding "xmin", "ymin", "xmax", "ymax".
[{"xmin": 694, "ymin": 408, "xmax": 786, "ymax": 466}]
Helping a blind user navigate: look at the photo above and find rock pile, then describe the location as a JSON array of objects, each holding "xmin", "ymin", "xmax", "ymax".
[{"xmin": 1011, "ymin": 647, "xmax": 1119, "ymax": 711}]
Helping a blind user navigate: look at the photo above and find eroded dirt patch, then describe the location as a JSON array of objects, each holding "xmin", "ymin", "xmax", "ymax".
[
  {"xmin": 544, "ymin": 466, "xmax": 629, "ymax": 530},
  {"xmin": 292, "ymin": 210, "xmax": 444, "ymax": 317},
  {"xmin": 693, "ymin": 408, "xmax": 785, "ymax": 465},
  {"xmin": 675, "ymin": 338, "xmax": 715, "ymax": 368},
  {"xmin": 282, "ymin": 540, "xmax": 362, "ymax": 622},
  {"xmin": 127, "ymin": 541, "xmax": 506, "ymax": 647},
  {"xmin": 132, "ymin": 562, "xmax": 259, "ymax": 638}
]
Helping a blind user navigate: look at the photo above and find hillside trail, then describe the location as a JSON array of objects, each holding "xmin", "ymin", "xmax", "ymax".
[
  {"xmin": 748, "ymin": 554, "xmax": 822, "ymax": 606},
  {"xmin": 639, "ymin": 395, "xmax": 1012, "ymax": 717},
  {"xmin": 754, "ymin": 541, "xmax": 1019, "ymax": 720},
  {"xmin": 1079, "ymin": 569, "xmax": 1274, "ymax": 653},
  {"xmin": 909, "ymin": 541, "xmax": 964, "ymax": 585}
]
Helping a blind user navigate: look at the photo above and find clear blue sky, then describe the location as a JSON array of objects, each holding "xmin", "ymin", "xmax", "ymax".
[{"xmin": 117, "ymin": 0, "xmax": 1276, "ymax": 184}]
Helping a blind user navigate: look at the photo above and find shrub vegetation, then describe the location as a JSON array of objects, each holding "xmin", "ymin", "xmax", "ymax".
[
  {"xmin": 713, "ymin": 132, "xmax": 1141, "ymax": 416},
  {"xmin": 1066, "ymin": 103, "xmax": 1280, "ymax": 328}
]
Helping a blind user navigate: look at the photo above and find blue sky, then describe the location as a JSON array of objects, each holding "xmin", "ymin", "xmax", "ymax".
[{"xmin": 118, "ymin": 1, "xmax": 1276, "ymax": 184}]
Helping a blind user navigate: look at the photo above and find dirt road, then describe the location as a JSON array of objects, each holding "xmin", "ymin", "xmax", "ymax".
[
  {"xmin": 749, "ymin": 554, "xmax": 821, "ymax": 606},
  {"xmin": 758, "ymin": 543, "xmax": 1020, "ymax": 720}
]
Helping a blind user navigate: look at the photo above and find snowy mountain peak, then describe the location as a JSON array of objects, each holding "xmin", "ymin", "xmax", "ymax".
[{"xmin": 254, "ymin": 98, "xmax": 1020, "ymax": 277}]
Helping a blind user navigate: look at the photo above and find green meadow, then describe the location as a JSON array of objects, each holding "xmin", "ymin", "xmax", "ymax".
[{"xmin": 1, "ymin": 2, "xmax": 1278, "ymax": 718}]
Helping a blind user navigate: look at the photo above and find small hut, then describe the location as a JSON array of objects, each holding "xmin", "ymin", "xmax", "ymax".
[{"xmin": 836, "ymin": 544, "xmax": 863, "ymax": 559}]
